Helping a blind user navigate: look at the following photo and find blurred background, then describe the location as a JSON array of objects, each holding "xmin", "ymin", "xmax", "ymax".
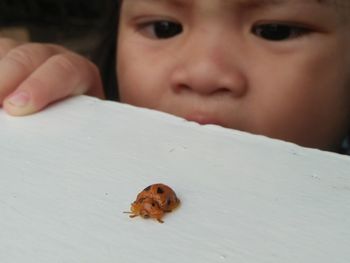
[{"xmin": 0, "ymin": 0, "xmax": 116, "ymax": 56}]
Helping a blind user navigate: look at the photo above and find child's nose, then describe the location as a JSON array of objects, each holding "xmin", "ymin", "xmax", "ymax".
[{"xmin": 170, "ymin": 43, "xmax": 247, "ymax": 97}]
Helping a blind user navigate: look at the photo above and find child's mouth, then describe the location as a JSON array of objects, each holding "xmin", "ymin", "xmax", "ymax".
[{"xmin": 185, "ymin": 114, "xmax": 225, "ymax": 127}]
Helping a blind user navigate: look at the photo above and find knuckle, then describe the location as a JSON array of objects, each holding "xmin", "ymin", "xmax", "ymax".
[
  {"xmin": 0, "ymin": 38, "xmax": 20, "ymax": 57},
  {"xmin": 4, "ymin": 43, "xmax": 59, "ymax": 69},
  {"xmin": 48, "ymin": 52, "xmax": 100, "ymax": 81},
  {"xmin": 48, "ymin": 53, "xmax": 79, "ymax": 75},
  {"xmin": 20, "ymin": 43, "xmax": 54, "ymax": 55},
  {"xmin": 6, "ymin": 46, "xmax": 38, "ymax": 70}
]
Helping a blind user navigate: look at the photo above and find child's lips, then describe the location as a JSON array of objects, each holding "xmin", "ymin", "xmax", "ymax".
[{"xmin": 185, "ymin": 114, "xmax": 225, "ymax": 127}]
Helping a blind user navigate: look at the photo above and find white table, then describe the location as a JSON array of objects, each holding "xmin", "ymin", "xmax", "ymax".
[{"xmin": 1, "ymin": 96, "xmax": 350, "ymax": 262}]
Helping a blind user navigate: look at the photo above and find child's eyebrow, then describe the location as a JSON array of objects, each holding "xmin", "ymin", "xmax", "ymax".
[
  {"xmin": 232, "ymin": 0, "xmax": 332, "ymax": 8},
  {"xmin": 123, "ymin": 0, "xmax": 191, "ymax": 7},
  {"xmin": 124, "ymin": 0, "xmax": 344, "ymax": 15},
  {"xmin": 235, "ymin": 0, "xmax": 348, "ymax": 18},
  {"xmin": 125, "ymin": 0, "xmax": 333, "ymax": 8}
]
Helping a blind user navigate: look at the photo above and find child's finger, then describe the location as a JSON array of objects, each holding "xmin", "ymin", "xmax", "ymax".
[
  {"xmin": 3, "ymin": 52, "xmax": 102, "ymax": 116},
  {"xmin": 0, "ymin": 38, "xmax": 21, "ymax": 58},
  {"xmin": 0, "ymin": 43, "xmax": 59, "ymax": 101}
]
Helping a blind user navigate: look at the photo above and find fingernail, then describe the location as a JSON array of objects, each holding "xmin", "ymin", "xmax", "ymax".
[{"xmin": 6, "ymin": 91, "xmax": 30, "ymax": 107}]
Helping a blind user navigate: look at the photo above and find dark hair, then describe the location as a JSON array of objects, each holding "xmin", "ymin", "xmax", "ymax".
[{"xmin": 91, "ymin": 0, "xmax": 121, "ymax": 101}]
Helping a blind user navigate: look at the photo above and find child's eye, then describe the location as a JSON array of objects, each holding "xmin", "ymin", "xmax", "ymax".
[
  {"xmin": 139, "ymin": 21, "xmax": 183, "ymax": 39},
  {"xmin": 251, "ymin": 23, "xmax": 310, "ymax": 41}
]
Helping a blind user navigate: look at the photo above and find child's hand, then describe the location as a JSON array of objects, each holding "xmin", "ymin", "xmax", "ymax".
[{"xmin": 0, "ymin": 38, "xmax": 103, "ymax": 116}]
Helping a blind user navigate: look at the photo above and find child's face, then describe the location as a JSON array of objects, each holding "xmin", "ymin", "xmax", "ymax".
[{"xmin": 117, "ymin": 0, "xmax": 350, "ymax": 151}]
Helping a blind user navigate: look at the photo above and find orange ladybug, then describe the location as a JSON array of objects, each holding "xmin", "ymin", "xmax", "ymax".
[{"xmin": 124, "ymin": 183, "xmax": 180, "ymax": 223}]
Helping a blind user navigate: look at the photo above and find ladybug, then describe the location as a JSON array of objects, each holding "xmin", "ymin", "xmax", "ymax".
[{"xmin": 124, "ymin": 183, "xmax": 180, "ymax": 223}]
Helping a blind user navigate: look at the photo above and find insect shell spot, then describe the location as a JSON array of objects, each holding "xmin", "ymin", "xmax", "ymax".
[
  {"xmin": 143, "ymin": 185, "xmax": 151, "ymax": 191},
  {"xmin": 157, "ymin": 187, "xmax": 164, "ymax": 194}
]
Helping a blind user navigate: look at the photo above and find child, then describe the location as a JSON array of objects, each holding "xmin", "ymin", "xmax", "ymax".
[{"xmin": 1, "ymin": 0, "xmax": 350, "ymax": 154}]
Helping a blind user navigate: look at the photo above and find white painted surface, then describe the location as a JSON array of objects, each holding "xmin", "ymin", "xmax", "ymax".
[{"xmin": 1, "ymin": 95, "xmax": 349, "ymax": 263}]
